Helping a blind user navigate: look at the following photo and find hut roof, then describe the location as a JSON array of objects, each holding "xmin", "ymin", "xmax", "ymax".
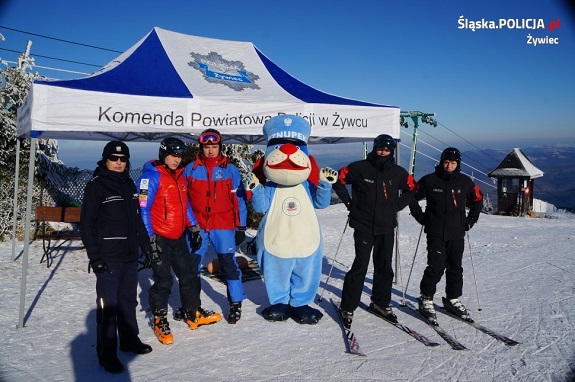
[{"xmin": 488, "ymin": 148, "xmax": 544, "ymax": 179}]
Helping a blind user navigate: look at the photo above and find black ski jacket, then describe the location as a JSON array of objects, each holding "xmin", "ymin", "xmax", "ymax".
[
  {"xmin": 333, "ymin": 153, "xmax": 416, "ymax": 235},
  {"xmin": 80, "ymin": 166, "xmax": 152, "ymax": 263},
  {"xmin": 409, "ymin": 166, "xmax": 483, "ymax": 241}
]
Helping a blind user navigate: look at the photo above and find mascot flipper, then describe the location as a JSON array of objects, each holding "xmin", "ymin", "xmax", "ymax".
[{"xmin": 247, "ymin": 115, "xmax": 336, "ymax": 324}]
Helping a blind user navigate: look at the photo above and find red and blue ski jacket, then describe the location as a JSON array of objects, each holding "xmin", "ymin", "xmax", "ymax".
[
  {"xmin": 137, "ymin": 160, "xmax": 197, "ymax": 240},
  {"xmin": 183, "ymin": 154, "xmax": 247, "ymax": 232}
]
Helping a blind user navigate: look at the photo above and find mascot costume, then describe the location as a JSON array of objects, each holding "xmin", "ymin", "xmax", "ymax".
[{"xmin": 247, "ymin": 115, "xmax": 337, "ymax": 324}]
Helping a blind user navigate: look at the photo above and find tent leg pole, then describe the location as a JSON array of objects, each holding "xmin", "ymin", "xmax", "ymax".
[
  {"xmin": 394, "ymin": 142, "xmax": 401, "ymax": 283},
  {"xmin": 11, "ymin": 139, "xmax": 21, "ymax": 260},
  {"xmin": 18, "ymin": 138, "xmax": 36, "ymax": 329}
]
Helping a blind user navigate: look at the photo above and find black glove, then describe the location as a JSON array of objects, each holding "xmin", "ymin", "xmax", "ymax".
[
  {"xmin": 465, "ymin": 218, "xmax": 475, "ymax": 231},
  {"xmin": 89, "ymin": 258, "xmax": 111, "ymax": 274},
  {"xmin": 413, "ymin": 213, "xmax": 425, "ymax": 226},
  {"xmin": 344, "ymin": 199, "xmax": 352, "ymax": 211},
  {"xmin": 142, "ymin": 250, "xmax": 162, "ymax": 269},
  {"xmin": 235, "ymin": 227, "xmax": 246, "ymax": 246},
  {"xmin": 189, "ymin": 225, "xmax": 203, "ymax": 252}
]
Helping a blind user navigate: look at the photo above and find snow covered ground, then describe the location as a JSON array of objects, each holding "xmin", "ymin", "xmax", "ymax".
[{"xmin": 1, "ymin": 205, "xmax": 574, "ymax": 381}]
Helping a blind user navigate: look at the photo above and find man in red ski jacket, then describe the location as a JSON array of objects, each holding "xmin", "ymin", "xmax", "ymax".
[{"xmin": 184, "ymin": 129, "xmax": 248, "ymax": 324}]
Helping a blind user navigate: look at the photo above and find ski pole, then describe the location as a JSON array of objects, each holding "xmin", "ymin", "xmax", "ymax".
[
  {"xmin": 467, "ymin": 231, "xmax": 482, "ymax": 311},
  {"xmin": 317, "ymin": 216, "xmax": 350, "ymax": 304},
  {"xmin": 400, "ymin": 224, "xmax": 424, "ymax": 306}
]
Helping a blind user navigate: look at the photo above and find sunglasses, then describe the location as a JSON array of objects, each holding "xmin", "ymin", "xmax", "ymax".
[
  {"xmin": 199, "ymin": 132, "xmax": 221, "ymax": 145},
  {"xmin": 108, "ymin": 154, "xmax": 128, "ymax": 163}
]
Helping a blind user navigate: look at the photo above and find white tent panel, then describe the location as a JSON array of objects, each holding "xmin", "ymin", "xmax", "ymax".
[{"xmin": 17, "ymin": 27, "xmax": 400, "ymax": 143}]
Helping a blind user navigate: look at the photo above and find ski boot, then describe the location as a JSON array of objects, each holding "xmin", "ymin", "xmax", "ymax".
[
  {"xmin": 174, "ymin": 307, "xmax": 222, "ymax": 330},
  {"xmin": 152, "ymin": 308, "xmax": 174, "ymax": 345},
  {"xmin": 228, "ymin": 302, "xmax": 242, "ymax": 324},
  {"xmin": 370, "ymin": 302, "xmax": 398, "ymax": 324},
  {"xmin": 443, "ymin": 297, "xmax": 472, "ymax": 321},
  {"xmin": 418, "ymin": 295, "xmax": 438, "ymax": 325},
  {"xmin": 339, "ymin": 308, "xmax": 353, "ymax": 329}
]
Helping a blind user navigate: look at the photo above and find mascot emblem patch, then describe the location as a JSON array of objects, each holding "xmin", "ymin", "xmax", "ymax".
[{"xmin": 282, "ymin": 197, "xmax": 301, "ymax": 216}]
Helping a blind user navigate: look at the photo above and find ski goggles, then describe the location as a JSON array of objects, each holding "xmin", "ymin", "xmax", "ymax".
[
  {"xmin": 198, "ymin": 132, "xmax": 221, "ymax": 145},
  {"xmin": 107, "ymin": 154, "xmax": 129, "ymax": 162},
  {"xmin": 166, "ymin": 145, "xmax": 187, "ymax": 157}
]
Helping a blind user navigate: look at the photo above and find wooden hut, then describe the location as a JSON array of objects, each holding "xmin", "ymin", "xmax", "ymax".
[{"xmin": 488, "ymin": 148, "xmax": 544, "ymax": 216}]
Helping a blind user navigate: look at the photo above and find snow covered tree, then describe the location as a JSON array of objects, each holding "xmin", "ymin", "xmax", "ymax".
[{"xmin": 0, "ymin": 36, "xmax": 62, "ymax": 240}]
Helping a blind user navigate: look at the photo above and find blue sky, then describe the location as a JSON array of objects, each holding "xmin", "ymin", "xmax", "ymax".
[{"xmin": 1, "ymin": 0, "xmax": 574, "ymax": 169}]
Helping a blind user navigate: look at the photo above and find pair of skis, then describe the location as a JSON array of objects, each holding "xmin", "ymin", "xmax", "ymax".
[
  {"xmin": 331, "ymin": 299, "xmax": 438, "ymax": 356},
  {"xmin": 331, "ymin": 299, "xmax": 519, "ymax": 355},
  {"xmin": 403, "ymin": 300, "xmax": 520, "ymax": 348}
]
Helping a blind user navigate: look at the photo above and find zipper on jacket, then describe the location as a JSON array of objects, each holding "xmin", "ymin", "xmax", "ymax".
[{"xmin": 451, "ymin": 189, "xmax": 458, "ymax": 207}]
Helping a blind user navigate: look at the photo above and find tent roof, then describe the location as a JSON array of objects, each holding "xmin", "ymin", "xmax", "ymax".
[
  {"xmin": 17, "ymin": 27, "xmax": 400, "ymax": 144},
  {"xmin": 488, "ymin": 148, "xmax": 544, "ymax": 179}
]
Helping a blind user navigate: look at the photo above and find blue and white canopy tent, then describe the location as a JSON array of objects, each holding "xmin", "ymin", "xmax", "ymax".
[
  {"xmin": 15, "ymin": 27, "xmax": 401, "ymax": 327},
  {"xmin": 17, "ymin": 27, "xmax": 399, "ymax": 144}
]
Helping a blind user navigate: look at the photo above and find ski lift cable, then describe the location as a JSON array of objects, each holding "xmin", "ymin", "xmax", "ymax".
[
  {"xmin": 0, "ymin": 25, "xmax": 123, "ymax": 53},
  {"xmin": 0, "ymin": 47, "xmax": 102, "ymax": 67},
  {"xmin": 436, "ymin": 120, "xmax": 500, "ymax": 162},
  {"xmin": 400, "ymin": 130, "xmax": 492, "ymax": 178},
  {"xmin": 3, "ymin": 60, "xmax": 90, "ymax": 76},
  {"xmin": 400, "ymin": 126, "xmax": 494, "ymax": 174},
  {"xmin": 399, "ymin": 135, "xmax": 495, "ymax": 189}
]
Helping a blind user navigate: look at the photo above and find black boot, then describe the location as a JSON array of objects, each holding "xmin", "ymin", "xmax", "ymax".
[
  {"xmin": 99, "ymin": 357, "xmax": 124, "ymax": 374},
  {"xmin": 228, "ymin": 302, "xmax": 242, "ymax": 324},
  {"xmin": 120, "ymin": 338, "xmax": 153, "ymax": 354}
]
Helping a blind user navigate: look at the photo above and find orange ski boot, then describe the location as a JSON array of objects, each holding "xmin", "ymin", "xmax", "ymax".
[
  {"xmin": 174, "ymin": 307, "xmax": 222, "ymax": 330},
  {"xmin": 152, "ymin": 308, "xmax": 174, "ymax": 345}
]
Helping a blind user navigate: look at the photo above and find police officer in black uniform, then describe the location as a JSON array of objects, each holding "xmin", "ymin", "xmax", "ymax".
[{"xmin": 80, "ymin": 141, "xmax": 153, "ymax": 373}]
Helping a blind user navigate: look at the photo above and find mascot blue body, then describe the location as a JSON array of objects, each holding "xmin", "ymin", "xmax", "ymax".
[{"xmin": 247, "ymin": 115, "xmax": 337, "ymax": 324}]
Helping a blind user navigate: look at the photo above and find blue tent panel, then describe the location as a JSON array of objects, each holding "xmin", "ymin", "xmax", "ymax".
[
  {"xmin": 256, "ymin": 47, "xmax": 393, "ymax": 108},
  {"xmin": 35, "ymin": 29, "xmax": 192, "ymax": 98}
]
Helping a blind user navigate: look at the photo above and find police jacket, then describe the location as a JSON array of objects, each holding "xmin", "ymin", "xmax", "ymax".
[
  {"xmin": 184, "ymin": 154, "xmax": 247, "ymax": 231},
  {"xmin": 333, "ymin": 152, "xmax": 416, "ymax": 235},
  {"xmin": 137, "ymin": 160, "xmax": 197, "ymax": 240},
  {"xmin": 80, "ymin": 165, "xmax": 152, "ymax": 263},
  {"xmin": 409, "ymin": 165, "xmax": 483, "ymax": 241}
]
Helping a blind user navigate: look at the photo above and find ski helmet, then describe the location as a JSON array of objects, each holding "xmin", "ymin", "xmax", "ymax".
[
  {"xmin": 440, "ymin": 147, "xmax": 461, "ymax": 162},
  {"xmin": 373, "ymin": 134, "xmax": 396, "ymax": 152},
  {"xmin": 159, "ymin": 137, "xmax": 187, "ymax": 163}
]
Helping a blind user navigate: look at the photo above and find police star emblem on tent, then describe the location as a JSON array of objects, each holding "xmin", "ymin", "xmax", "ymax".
[{"xmin": 189, "ymin": 51, "xmax": 260, "ymax": 91}]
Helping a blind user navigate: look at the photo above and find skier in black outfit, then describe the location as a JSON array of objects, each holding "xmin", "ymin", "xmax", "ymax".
[
  {"xmin": 409, "ymin": 147, "xmax": 483, "ymax": 324},
  {"xmin": 80, "ymin": 141, "xmax": 154, "ymax": 374},
  {"xmin": 332, "ymin": 134, "xmax": 416, "ymax": 328}
]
